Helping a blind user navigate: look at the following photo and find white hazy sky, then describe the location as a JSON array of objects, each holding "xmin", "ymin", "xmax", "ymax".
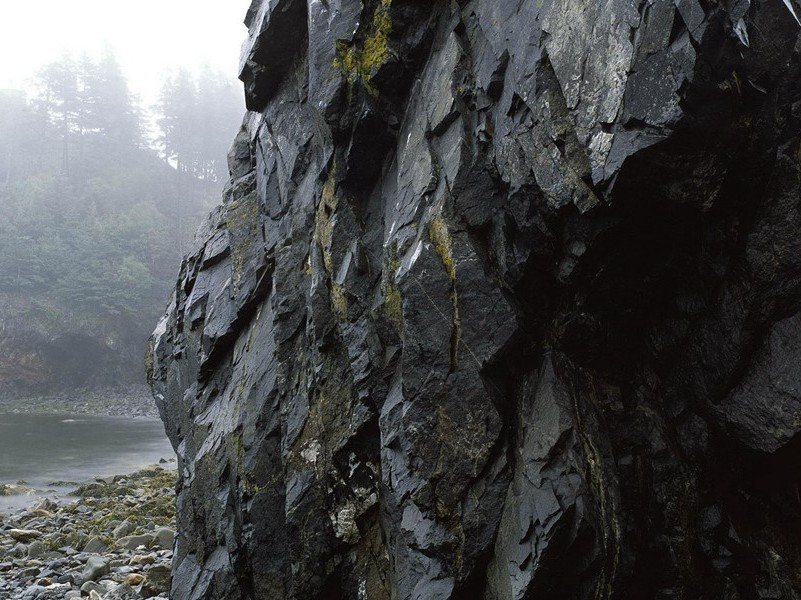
[{"xmin": 0, "ymin": 0, "xmax": 251, "ymax": 106}]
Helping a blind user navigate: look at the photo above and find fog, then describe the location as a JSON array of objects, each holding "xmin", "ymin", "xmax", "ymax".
[
  {"xmin": 0, "ymin": 0, "xmax": 251, "ymax": 104},
  {"xmin": 0, "ymin": 0, "xmax": 253, "ymax": 400},
  {"xmin": 0, "ymin": 1, "xmax": 253, "ymax": 582}
]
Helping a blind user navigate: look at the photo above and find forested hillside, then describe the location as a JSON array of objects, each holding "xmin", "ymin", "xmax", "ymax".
[{"xmin": 0, "ymin": 51, "xmax": 242, "ymax": 395}]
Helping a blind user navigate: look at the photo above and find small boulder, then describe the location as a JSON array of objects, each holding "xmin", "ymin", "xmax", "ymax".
[
  {"xmin": 126, "ymin": 573, "xmax": 145, "ymax": 585},
  {"xmin": 81, "ymin": 580, "xmax": 106, "ymax": 595},
  {"xmin": 70, "ymin": 482, "xmax": 105, "ymax": 497},
  {"xmin": 64, "ymin": 532, "xmax": 88, "ymax": 549},
  {"xmin": 140, "ymin": 565, "xmax": 171, "ymax": 598},
  {"xmin": 107, "ymin": 582, "xmax": 137, "ymax": 599},
  {"xmin": 35, "ymin": 498, "xmax": 58, "ymax": 512},
  {"xmin": 82, "ymin": 555, "xmax": 110, "ymax": 582},
  {"xmin": 116, "ymin": 534, "xmax": 154, "ymax": 550},
  {"xmin": 83, "ymin": 537, "xmax": 108, "ymax": 553},
  {"xmin": 152, "ymin": 527, "xmax": 175, "ymax": 549},
  {"xmin": 0, "ymin": 483, "xmax": 34, "ymax": 496},
  {"xmin": 20, "ymin": 585, "xmax": 47, "ymax": 599},
  {"xmin": 21, "ymin": 584, "xmax": 71, "ymax": 599},
  {"xmin": 9, "ymin": 529, "xmax": 41, "ymax": 543},
  {"xmin": 112, "ymin": 520, "xmax": 135, "ymax": 539},
  {"xmin": 27, "ymin": 540, "xmax": 45, "ymax": 558}
]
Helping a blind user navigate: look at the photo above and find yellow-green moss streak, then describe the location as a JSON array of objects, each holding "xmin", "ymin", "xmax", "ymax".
[
  {"xmin": 231, "ymin": 431, "xmax": 245, "ymax": 467},
  {"xmin": 287, "ymin": 361, "xmax": 356, "ymax": 475},
  {"xmin": 233, "ymin": 434, "xmax": 262, "ymax": 497},
  {"xmin": 571, "ymin": 390, "xmax": 621, "ymax": 599},
  {"xmin": 234, "ymin": 379, "xmax": 245, "ymax": 418},
  {"xmin": 428, "ymin": 215, "xmax": 460, "ymax": 370},
  {"xmin": 313, "ymin": 164, "xmax": 348, "ymax": 319},
  {"xmin": 315, "ymin": 166, "xmax": 347, "ymax": 317},
  {"xmin": 225, "ymin": 194, "xmax": 261, "ymax": 295},
  {"xmin": 334, "ymin": 0, "xmax": 392, "ymax": 96},
  {"xmin": 243, "ymin": 477, "xmax": 261, "ymax": 496},
  {"xmin": 381, "ymin": 245, "xmax": 403, "ymax": 335},
  {"xmin": 314, "ymin": 171, "xmax": 337, "ymax": 274}
]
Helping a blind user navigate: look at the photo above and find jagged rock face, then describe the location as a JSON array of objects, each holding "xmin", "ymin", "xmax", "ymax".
[{"xmin": 149, "ymin": 0, "xmax": 801, "ymax": 598}]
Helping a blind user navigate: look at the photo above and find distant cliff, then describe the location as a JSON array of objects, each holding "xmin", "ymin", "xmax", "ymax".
[
  {"xmin": 0, "ymin": 293, "xmax": 147, "ymax": 396},
  {"xmin": 150, "ymin": 0, "xmax": 801, "ymax": 598}
]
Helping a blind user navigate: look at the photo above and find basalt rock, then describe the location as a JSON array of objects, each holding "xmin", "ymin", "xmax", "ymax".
[{"xmin": 149, "ymin": 0, "xmax": 801, "ymax": 598}]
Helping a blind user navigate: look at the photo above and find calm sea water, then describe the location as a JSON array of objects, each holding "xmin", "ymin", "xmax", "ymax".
[{"xmin": 0, "ymin": 413, "xmax": 175, "ymax": 512}]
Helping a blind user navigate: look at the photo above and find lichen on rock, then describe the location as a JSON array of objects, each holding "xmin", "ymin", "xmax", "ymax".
[{"xmin": 334, "ymin": 0, "xmax": 393, "ymax": 96}]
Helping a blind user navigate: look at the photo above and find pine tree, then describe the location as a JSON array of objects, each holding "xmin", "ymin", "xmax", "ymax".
[
  {"xmin": 196, "ymin": 66, "xmax": 242, "ymax": 181},
  {"xmin": 89, "ymin": 48, "xmax": 143, "ymax": 150},
  {"xmin": 33, "ymin": 57, "xmax": 81, "ymax": 174},
  {"xmin": 157, "ymin": 68, "xmax": 198, "ymax": 175}
]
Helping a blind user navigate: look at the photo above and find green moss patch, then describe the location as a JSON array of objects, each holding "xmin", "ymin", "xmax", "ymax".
[{"xmin": 334, "ymin": 0, "xmax": 393, "ymax": 96}]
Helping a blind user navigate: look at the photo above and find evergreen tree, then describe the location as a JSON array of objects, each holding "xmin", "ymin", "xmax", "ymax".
[
  {"xmin": 33, "ymin": 57, "xmax": 81, "ymax": 174},
  {"xmin": 85, "ymin": 48, "xmax": 143, "ymax": 150},
  {"xmin": 157, "ymin": 66, "xmax": 242, "ymax": 181},
  {"xmin": 0, "ymin": 90, "xmax": 35, "ymax": 188},
  {"xmin": 0, "ymin": 53, "xmax": 243, "ymax": 362},
  {"xmin": 196, "ymin": 66, "xmax": 243, "ymax": 181},
  {"xmin": 157, "ymin": 68, "xmax": 198, "ymax": 174}
]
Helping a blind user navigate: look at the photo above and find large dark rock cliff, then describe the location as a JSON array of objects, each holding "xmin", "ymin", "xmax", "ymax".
[{"xmin": 149, "ymin": 0, "xmax": 801, "ymax": 597}]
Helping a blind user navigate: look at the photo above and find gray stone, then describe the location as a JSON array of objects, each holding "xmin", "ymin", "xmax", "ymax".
[
  {"xmin": 712, "ymin": 312, "xmax": 801, "ymax": 452},
  {"xmin": 105, "ymin": 582, "xmax": 136, "ymax": 600},
  {"xmin": 8, "ymin": 529, "xmax": 40, "ymax": 543},
  {"xmin": 111, "ymin": 520, "xmax": 134, "ymax": 539},
  {"xmin": 151, "ymin": 527, "xmax": 174, "ymax": 550},
  {"xmin": 140, "ymin": 565, "xmax": 171, "ymax": 598},
  {"xmin": 26, "ymin": 541, "xmax": 45, "ymax": 558},
  {"xmin": 81, "ymin": 555, "xmax": 110, "ymax": 582},
  {"xmin": 82, "ymin": 537, "xmax": 107, "ymax": 554},
  {"xmin": 0, "ymin": 484, "xmax": 34, "ymax": 497},
  {"xmin": 80, "ymin": 581, "xmax": 105, "ymax": 595},
  {"xmin": 115, "ymin": 534, "xmax": 154, "ymax": 550}
]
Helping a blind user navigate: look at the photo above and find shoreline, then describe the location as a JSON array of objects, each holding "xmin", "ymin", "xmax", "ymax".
[
  {"xmin": 0, "ymin": 466, "xmax": 176, "ymax": 600},
  {"xmin": 0, "ymin": 386, "xmax": 160, "ymax": 420}
]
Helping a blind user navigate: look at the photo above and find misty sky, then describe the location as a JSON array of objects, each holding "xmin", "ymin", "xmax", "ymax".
[{"xmin": 0, "ymin": 0, "xmax": 251, "ymax": 105}]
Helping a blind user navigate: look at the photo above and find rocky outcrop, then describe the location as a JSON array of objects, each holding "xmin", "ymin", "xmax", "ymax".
[{"xmin": 149, "ymin": 0, "xmax": 801, "ymax": 598}]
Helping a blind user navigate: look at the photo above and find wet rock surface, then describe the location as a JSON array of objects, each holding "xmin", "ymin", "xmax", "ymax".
[
  {"xmin": 0, "ymin": 468, "xmax": 175, "ymax": 600},
  {"xmin": 150, "ymin": 0, "xmax": 801, "ymax": 598}
]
